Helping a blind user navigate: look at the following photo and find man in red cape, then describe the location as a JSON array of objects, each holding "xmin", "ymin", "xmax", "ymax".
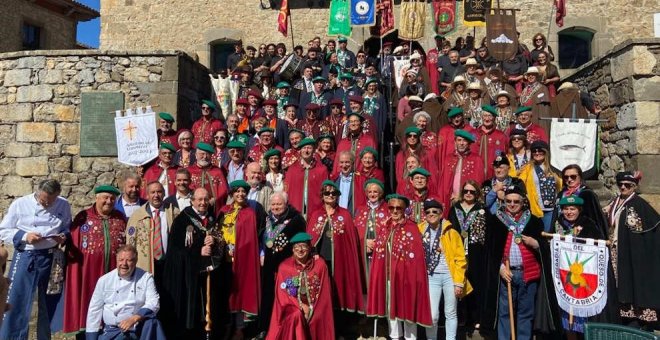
[
  {"xmin": 266, "ymin": 232, "xmax": 334, "ymax": 340},
  {"xmin": 247, "ymin": 127, "xmax": 284, "ymax": 164},
  {"xmin": 405, "ymin": 168, "xmax": 442, "ymax": 224},
  {"xmin": 63, "ymin": 185, "xmax": 127, "ymax": 334},
  {"xmin": 192, "ymin": 99, "xmax": 224, "ymax": 146},
  {"xmin": 505, "ymin": 106, "xmax": 548, "ymax": 144},
  {"xmin": 437, "ymin": 130, "xmax": 485, "ymax": 216},
  {"xmin": 474, "ymin": 105, "xmax": 509, "ymax": 179},
  {"xmin": 437, "ymin": 107, "xmax": 477, "ymax": 166},
  {"xmin": 367, "ymin": 194, "xmax": 432, "ymax": 339},
  {"xmin": 141, "ymin": 142, "xmax": 178, "ymax": 198},
  {"xmin": 284, "ymin": 137, "xmax": 329, "ymax": 220},
  {"xmin": 334, "ymin": 112, "xmax": 377, "ymax": 175},
  {"xmin": 157, "ymin": 112, "xmax": 178, "ymax": 149},
  {"xmin": 188, "ymin": 142, "xmax": 229, "ymax": 212}
]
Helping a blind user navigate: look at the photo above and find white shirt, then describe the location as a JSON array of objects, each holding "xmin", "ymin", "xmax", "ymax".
[
  {"xmin": 86, "ymin": 268, "xmax": 160, "ymax": 332},
  {"xmin": 0, "ymin": 194, "xmax": 71, "ymax": 250},
  {"xmin": 122, "ymin": 198, "xmax": 141, "ymax": 219},
  {"xmin": 338, "ymin": 173, "xmax": 352, "ymax": 209},
  {"xmin": 149, "ymin": 205, "xmax": 169, "ymax": 253},
  {"xmin": 176, "ymin": 192, "xmax": 192, "ymax": 210}
]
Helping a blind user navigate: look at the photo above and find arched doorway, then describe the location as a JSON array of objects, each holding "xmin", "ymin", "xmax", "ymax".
[
  {"xmin": 557, "ymin": 27, "xmax": 595, "ymax": 69},
  {"xmin": 363, "ymin": 30, "xmax": 427, "ymax": 58},
  {"xmin": 210, "ymin": 38, "xmax": 240, "ymax": 73}
]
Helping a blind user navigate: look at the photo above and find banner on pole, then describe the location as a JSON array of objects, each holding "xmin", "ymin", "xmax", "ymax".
[
  {"xmin": 463, "ymin": 0, "xmax": 492, "ymax": 27},
  {"xmin": 115, "ymin": 112, "xmax": 158, "ymax": 166},
  {"xmin": 550, "ymin": 235, "xmax": 609, "ymax": 317},
  {"xmin": 550, "ymin": 118, "xmax": 598, "ymax": 174},
  {"xmin": 486, "ymin": 9, "xmax": 519, "ymax": 61},
  {"xmin": 277, "ymin": 0, "xmax": 289, "ymax": 37},
  {"xmin": 351, "ymin": 0, "xmax": 376, "ymax": 26},
  {"xmin": 398, "ymin": 0, "xmax": 426, "ymax": 41},
  {"xmin": 329, "ymin": 0, "xmax": 352, "ymax": 37},
  {"xmin": 370, "ymin": 0, "xmax": 395, "ymax": 37},
  {"xmin": 392, "ymin": 57, "xmax": 410, "ymax": 89},
  {"xmin": 432, "ymin": 0, "xmax": 459, "ymax": 35}
]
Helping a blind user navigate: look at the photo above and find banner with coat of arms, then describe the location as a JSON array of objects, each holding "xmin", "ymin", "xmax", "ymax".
[
  {"xmin": 115, "ymin": 110, "xmax": 158, "ymax": 166},
  {"xmin": 398, "ymin": 0, "xmax": 426, "ymax": 41},
  {"xmin": 369, "ymin": 0, "xmax": 395, "ymax": 37},
  {"xmin": 351, "ymin": 0, "xmax": 376, "ymax": 26},
  {"xmin": 486, "ymin": 8, "xmax": 518, "ymax": 61},
  {"xmin": 463, "ymin": 0, "xmax": 492, "ymax": 27},
  {"xmin": 432, "ymin": 0, "xmax": 459, "ymax": 35},
  {"xmin": 550, "ymin": 235, "xmax": 609, "ymax": 317},
  {"xmin": 329, "ymin": 0, "xmax": 352, "ymax": 37}
]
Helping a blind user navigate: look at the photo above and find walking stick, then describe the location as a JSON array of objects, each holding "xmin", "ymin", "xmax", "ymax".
[
  {"xmin": 205, "ymin": 269, "xmax": 212, "ymax": 340},
  {"xmin": 373, "ymin": 318, "xmax": 378, "ymax": 339},
  {"xmin": 505, "ymin": 260, "xmax": 515, "ymax": 340}
]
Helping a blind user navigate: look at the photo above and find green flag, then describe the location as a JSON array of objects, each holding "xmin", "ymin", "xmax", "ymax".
[{"xmin": 328, "ymin": 0, "xmax": 352, "ymax": 37}]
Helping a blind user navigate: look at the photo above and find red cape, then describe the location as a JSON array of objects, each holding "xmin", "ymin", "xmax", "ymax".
[
  {"xmin": 352, "ymin": 167, "xmax": 385, "ymax": 209},
  {"xmin": 63, "ymin": 207, "xmax": 127, "ymax": 333},
  {"xmin": 505, "ymin": 123, "xmax": 548, "ymax": 144},
  {"xmin": 426, "ymin": 48, "xmax": 440, "ymax": 95},
  {"xmin": 354, "ymin": 201, "xmax": 389, "ymax": 284},
  {"xmin": 219, "ymin": 205, "xmax": 261, "ymax": 316},
  {"xmin": 188, "ymin": 164, "xmax": 229, "ymax": 212},
  {"xmin": 437, "ymin": 151, "xmax": 485, "ymax": 217},
  {"xmin": 437, "ymin": 124, "xmax": 477, "ymax": 166},
  {"xmin": 248, "ymin": 144, "xmax": 284, "ymax": 164},
  {"xmin": 307, "ymin": 207, "xmax": 365, "ymax": 312},
  {"xmin": 395, "ymin": 149, "xmax": 439, "ymax": 196},
  {"xmin": 405, "ymin": 191, "xmax": 443, "ymax": 224},
  {"xmin": 474, "ymin": 127, "xmax": 509, "ymax": 179},
  {"xmin": 284, "ymin": 160, "xmax": 329, "ymax": 219},
  {"xmin": 281, "ymin": 149, "xmax": 299, "ymax": 170},
  {"xmin": 141, "ymin": 163, "xmax": 178, "ymax": 199},
  {"xmin": 192, "ymin": 117, "xmax": 223, "ymax": 146},
  {"xmin": 158, "ymin": 129, "xmax": 179, "ymax": 149},
  {"xmin": 333, "ymin": 133, "xmax": 376, "ymax": 176},
  {"xmin": 266, "ymin": 257, "xmax": 334, "ymax": 340}
]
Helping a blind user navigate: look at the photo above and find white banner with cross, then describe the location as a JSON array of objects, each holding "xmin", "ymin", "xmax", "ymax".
[{"xmin": 115, "ymin": 110, "xmax": 158, "ymax": 166}]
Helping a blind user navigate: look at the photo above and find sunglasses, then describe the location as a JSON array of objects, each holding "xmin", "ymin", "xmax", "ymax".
[
  {"xmin": 388, "ymin": 206, "xmax": 405, "ymax": 212},
  {"xmin": 505, "ymin": 199, "xmax": 522, "ymax": 205},
  {"xmin": 531, "ymin": 148, "xmax": 546, "ymax": 154},
  {"xmin": 214, "ymin": 136, "xmax": 226, "ymax": 140},
  {"xmin": 535, "ymin": 38, "xmax": 544, "ymax": 41},
  {"xmin": 323, "ymin": 191, "xmax": 340, "ymax": 197},
  {"xmin": 462, "ymin": 189, "xmax": 477, "ymax": 195},
  {"xmin": 618, "ymin": 182, "xmax": 635, "ymax": 189},
  {"xmin": 563, "ymin": 174, "xmax": 579, "ymax": 180},
  {"xmin": 202, "ymin": 106, "xmax": 211, "ymax": 111},
  {"xmin": 425, "ymin": 209, "xmax": 441, "ymax": 215}
]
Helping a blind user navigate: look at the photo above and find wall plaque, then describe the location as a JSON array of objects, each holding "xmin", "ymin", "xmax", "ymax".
[{"xmin": 80, "ymin": 92, "xmax": 124, "ymax": 156}]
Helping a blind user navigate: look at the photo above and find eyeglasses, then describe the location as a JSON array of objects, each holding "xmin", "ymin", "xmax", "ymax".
[
  {"xmin": 293, "ymin": 244, "xmax": 310, "ymax": 251},
  {"xmin": 214, "ymin": 136, "xmax": 226, "ymax": 140},
  {"xmin": 563, "ymin": 174, "xmax": 579, "ymax": 181},
  {"xmin": 425, "ymin": 209, "xmax": 441, "ymax": 215},
  {"xmin": 357, "ymin": 55, "xmax": 365, "ymax": 58},
  {"xmin": 505, "ymin": 199, "xmax": 522, "ymax": 205},
  {"xmin": 406, "ymin": 134, "xmax": 419, "ymax": 138},
  {"xmin": 618, "ymin": 182, "xmax": 635, "ymax": 189},
  {"xmin": 388, "ymin": 206, "xmax": 405, "ymax": 212},
  {"xmin": 531, "ymin": 149, "xmax": 546, "ymax": 154},
  {"xmin": 202, "ymin": 106, "xmax": 211, "ymax": 111},
  {"xmin": 323, "ymin": 191, "xmax": 340, "ymax": 197},
  {"xmin": 462, "ymin": 189, "xmax": 477, "ymax": 195}
]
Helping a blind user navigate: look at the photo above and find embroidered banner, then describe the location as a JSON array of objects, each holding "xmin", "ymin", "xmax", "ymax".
[
  {"xmin": 392, "ymin": 57, "xmax": 410, "ymax": 89},
  {"xmin": 369, "ymin": 0, "xmax": 395, "ymax": 37},
  {"xmin": 277, "ymin": 0, "xmax": 289, "ymax": 36},
  {"xmin": 210, "ymin": 76, "xmax": 234, "ymax": 120},
  {"xmin": 115, "ymin": 110, "xmax": 158, "ymax": 166},
  {"xmin": 550, "ymin": 235, "xmax": 609, "ymax": 317},
  {"xmin": 351, "ymin": 0, "xmax": 376, "ymax": 26},
  {"xmin": 432, "ymin": 0, "xmax": 459, "ymax": 35},
  {"xmin": 486, "ymin": 8, "xmax": 518, "ymax": 61},
  {"xmin": 329, "ymin": 0, "xmax": 352, "ymax": 37},
  {"xmin": 398, "ymin": 0, "xmax": 426, "ymax": 41},
  {"xmin": 463, "ymin": 0, "xmax": 492, "ymax": 27},
  {"xmin": 550, "ymin": 118, "xmax": 598, "ymax": 173}
]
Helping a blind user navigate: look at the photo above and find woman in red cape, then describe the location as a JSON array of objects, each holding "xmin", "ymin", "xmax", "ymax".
[
  {"xmin": 218, "ymin": 180, "xmax": 261, "ymax": 337},
  {"xmin": 437, "ymin": 108, "xmax": 477, "ymax": 166},
  {"xmin": 396, "ymin": 127, "xmax": 438, "ymax": 195},
  {"xmin": 267, "ymin": 233, "xmax": 334, "ymax": 340},
  {"xmin": 354, "ymin": 179, "xmax": 389, "ymax": 285},
  {"xmin": 354, "ymin": 147, "xmax": 385, "ymax": 209}
]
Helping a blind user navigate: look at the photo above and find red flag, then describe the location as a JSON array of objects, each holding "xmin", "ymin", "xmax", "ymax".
[
  {"xmin": 278, "ymin": 0, "xmax": 289, "ymax": 36},
  {"xmin": 555, "ymin": 0, "xmax": 566, "ymax": 27},
  {"xmin": 370, "ymin": 0, "xmax": 395, "ymax": 37}
]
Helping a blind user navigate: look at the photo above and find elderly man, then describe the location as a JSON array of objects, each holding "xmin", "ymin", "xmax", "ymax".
[
  {"xmin": 115, "ymin": 171, "xmax": 147, "ymax": 218},
  {"xmin": 163, "ymin": 168, "xmax": 193, "ymax": 210},
  {"xmin": 244, "ymin": 162, "xmax": 273, "ymax": 215},
  {"xmin": 142, "ymin": 142, "xmax": 178, "ymax": 198},
  {"xmin": 192, "ymin": 99, "xmax": 224, "ymax": 146},
  {"xmin": 225, "ymin": 114, "xmax": 241, "ymax": 141},
  {"xmin": 188, "ymin": 142, "xmax": 229, "ymax": 212},
  {"xmin": 224, "ymin": 139, "xmax": 247, "ymax": 183},
  {"xmin": 333, "ymin": 73, "xmax": 363, "ymax": 109},
  {"xmin": 406, "ymin": 168, "xmax": 441, "ymax": 223},
  {"xmin": 0, "ymin": 180, "xmax": 70, "ymax": 340},
  {"xmin": 284, "ymin": 138, "xmax": 329, "ymax": 219},
  {"xmin": 157, "ymin": 112, "xmax": 178, "ymax": 148},
  {"xmin": 282, "ymin": 128, "xmax": 305, "ymax": 170},
  {"xmin": 334, "ymin": 112, "xmax": 377, "ymax": 173},
  {"xmin": 474, "ymin": 105, "xmax": 509, "ymax": 179},
  {"xmin": 333, "ymin": 151, "xmax": 356, "ymax": 214},
  {"xmin": 126, "ymin": 181, "xmax": 179, "ymax": 279},
  {"xmin": 439, "ymin": 51, "xmax": 465, "ymax": 93},
  {"xmin": 437, "ymin": 107, "xmax": 477, "ymax": 165},
  {"xmin": 63, "ymin": 185, "xmax": 127, "ymax": 335},
  {"xmin": 248, "ymin": 127, "xmax": 284, "ymax": 164},
  {"xmin": 483, "ymin": 155, "xmax": 525, "ymax": 212},
  {"xmin": 507, "ymin": 106, "xmax": 548, "ymax": 144},
  {"xmin": 85, "ymin": 245, "xmax": 163, "ymax": 340},
  {"xmin": 347, "ymin": 95, "xmax": 378, "ymax": 140},
  {"xmin": 298, "ymin": 76, "xmax": 332, "ymax": 119}
]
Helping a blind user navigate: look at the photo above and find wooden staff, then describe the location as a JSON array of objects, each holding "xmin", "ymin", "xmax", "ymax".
[
  {"xmin": 204, "ymin": 231, "xmax": 213, "ymax": 340},
  {"xmin": 108, "ymin": 104, "xmax": 160, "ymax": 114},
  {"xmin": 505, "ymin": 259, "xmax": 516, "ymax": 340},
  {"xmin": 541, "ymin": 232, "xmax": 612, "ymax": 245},
  {"xmin": 569, "ymin": 305, "xmax": 574, "ymax": 328}
]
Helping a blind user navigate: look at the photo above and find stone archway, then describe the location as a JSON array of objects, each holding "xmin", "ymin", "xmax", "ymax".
[{"xmin": 194, "ymin": 28, "xmax": 244, "ymax": 69}]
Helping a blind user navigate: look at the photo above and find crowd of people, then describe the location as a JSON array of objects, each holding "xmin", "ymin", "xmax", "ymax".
[{"xmin": 0, "ymin": 32, "xmax": 658, "ymax": 340}]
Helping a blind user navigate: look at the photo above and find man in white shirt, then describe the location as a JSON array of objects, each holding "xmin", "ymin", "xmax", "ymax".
[
  {"xmin": 86, "ymin": 244, "xmax": 163, "ymax": 340},
  {"xmin": 334, "ymin": 151, "xmax": 355, "ymax": 214},
  {"xmin": 0, "ymin": 179, "xmax": 71, "ymax": 340},
  {"xmin": 163, "ymin": 168, "xmax": 192, "ymax": 210}
]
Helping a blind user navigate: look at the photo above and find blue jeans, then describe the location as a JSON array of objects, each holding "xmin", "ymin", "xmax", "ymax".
[
  {"xmin": 426, "ymin": 272, "xmax": 458, "ymax": 340},
  {"xmin": 541, "ymin": 211, "xmax": 554, "ymax": 232},
  {"xmin": 497, "ymin": 269, "xmax": 537, "ymax": 340}
]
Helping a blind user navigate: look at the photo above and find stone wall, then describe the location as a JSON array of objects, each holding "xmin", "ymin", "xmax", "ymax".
[
  {"xmin": 0, "ymin": 0, "xmax": 77, "ymax": 52},
  {"xmin": 100, "ymin": 0, "xmax": 657, "ymax": 69},
  {"xmin": 563, "ymin": 39, "xmax": 660, "ymax": 210},
  {"xmin": 0, "ymin": 50, "xmax": 213, "ymax": 219}
]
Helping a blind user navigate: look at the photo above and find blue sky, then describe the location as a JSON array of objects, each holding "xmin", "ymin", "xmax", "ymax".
[{"xmin": 76, "ymin": 0, "xmax": 101, "ymax": 48}]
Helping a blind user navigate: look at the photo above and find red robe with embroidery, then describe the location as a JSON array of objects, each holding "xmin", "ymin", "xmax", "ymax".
[
  {"xmin": 296, "ymin": 119, "xmax": 328, "ymax": 140},
  {"xmin": 141, "ymin": 162, "xmax": 178, "ymax": 199},
  {"xmin": 248, "ymin": 144, "xmax": 284, "ymax": 164},
  {"xmin": 437, "ymin": 124, "xmax": 477, "ymax": 166},
  {"xmin": 158, "ymin": 129, "xmax": 179, "ymax": 149},
  {"xmin": 307, "ymin": 207, "xmax": 364, "ymax": 312},
  {"xmin": 333, "ymin": 133, "xmax": 377, "ymax": 176},
  {"xmin": 284, "ymin": 160, "xmax": 329, "ymax": 219},
  {"xmin": 192, "ymin": 117, "xmax": 223, "ymax": 146},
  {"xmin": 282, "ymin": 148, "xmax": 299, "ymax": 170},
  {"xmin": 426, "ymin": 48, "xmax": 441, "ymax": 95},
  {"xmin": 505, "ymin": 123, "xmax": 549, "ymax": 144},
  {"xmin": 324, "ymin": 114, "xmax": 347, "ymax": 145},
  {"xmin": 395, "ymin": 148, "xmax": 439, "ymax": 196},
  {"xmin": 366, "ymin": 218, "xmax": 432, "ymax": 326},
  {"xmin": 266, "ymin": 257, "xmax": 334, "ymax": 340},
  {"xmin": 219, "ymin": 204, "xmax": 261, "ymax": 316},
  {"xmin": 354, "ymin": 201, "xmax": 389, "ymax": 284},
  {"xmin": 437, "ymin": 151, "xmax": 485, "ymax": 217},
  {"xmin": 405, "ymin": 191, "xmax": 443, "ymax": 224},
  {"xmin": 352, "ymin": 167, "xmax": 385, "ymax": 209},
  {"xmin": 474, "ymin": 127, "xmax": 509, "ymax": 179},
  {"xmin": 63, "ymin": 207, "xmax": 127, "ymax": 333},
  {"xmin": 188, "ymin": 164, "xmax": 229, "ymax": 212}
]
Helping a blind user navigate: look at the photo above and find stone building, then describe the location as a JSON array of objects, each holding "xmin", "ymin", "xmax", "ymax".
[{"xmin": 0, "ymin": 0, "xmax": 99, "ymax": 52}]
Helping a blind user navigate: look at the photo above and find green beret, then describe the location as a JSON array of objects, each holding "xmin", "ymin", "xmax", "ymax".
[
  {"xmin": 236, "ymin": 134, "xmax": 249, "ymax": 145},
  {"xmin": 226, "ymin": 139, "xmax": 246, "ymax": 149},
  {"xmin": 481, "ymin": 105, "xmax": 498, "ymax": 116},
  {"xmin": 229, "ymin": 180, "xmax": 250, "ymax": 191},
  {"xmin": 365, "ymin": 77, "xmax": 379, "ymax": 86},
  {"xmin": 297, "ymin": 137, "xmax": 316, "ymax": 149},
  {"xmin": 276, "ymin": 81, "xmax": 291, "ymax": 89},
  {"xmin": 288, "ymin": 128, "xmax": 304, "ymax": 137},
  {"xmin": 312, "ymin": 76, "xmax": 327, "ymax": 83},
  {"xmin": 158, "ymin": 112, "xmax": 175, "ymax": 122},
  {"xmin": 408, "ymin": 167, "xmax": 431, "ymax": 177},
  {"xmin": 201, "ymin": 99, "xmax": 216, "ymax": 110},
  {"xmin": 363, "ymin": 178, "xmax": 384, "ymax": 191},
  {"xmin": 257, "ymin": 127, "xmax": 275, "ymax": 135},
  {"xmin": 386, "ymin": 193, "xmax": 410, "ymax": 207},
  {"xmin": 322, "ymin": 179, "xmax": 340, "ymax": 192},
  {"xmin": 160, "ymin": 142, "xmax": 176, "ymax": 153},
  {"xmin": 558, "ymin": 195, "xmax": 584, "ymax": 206},
  {"xmin": 318, "ymin": 134, "xmax": 334, "ymax": 142},
  {"xmin": 94, "ymin": 185, "xmax": 120, "ymax": 196},
  {"xmin": 360, "ymin": 147, "xmax": 379, "ymax": 159},
  {"xmin": 405, "ymin": 126, "xmax": 421, "ymax": 136},
  {"xmin": 339, "ymin": 73, "xmax": 353, "ymax": 80},
  {"xmin": 196, "ymin": 142, "xmax": 215, "ymax": 154},
  {"xmin": 515, "ymin": 106, "xmax": 532, "ymax": 115},
  {"xmin": 290, "ymin": 232, "xmax": 312, "ymax": 244},
  {"xmin": 346, "ymin": 112, "xmax": 365, "ymax": 121},
  {"xmin": 454, "ymin": 129, "xmax": 476, "ymax": 143},
  {"xmin": 447, "ymin": 107, "xmax": 464, "ymax": 118},
  {"xmin": 263, "ymin": 148, "xmax": 281, "ymax": 159},
  {"xmin": 338, "ymin": 37, "xmax": 348, "ymax": 43}
]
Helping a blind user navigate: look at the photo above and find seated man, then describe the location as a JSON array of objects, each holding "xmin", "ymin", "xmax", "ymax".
[{"xmin": 86, "ymin": 245, "xmax": 164, "ymax": 340}]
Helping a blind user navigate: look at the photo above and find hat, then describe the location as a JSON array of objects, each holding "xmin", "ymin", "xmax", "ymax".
[
  {"xmin": 276, "ymin": 81, "xmax": 291, "ymax": 89},
  {"xmin": 434, "ymin": 34, "xmax": 444, "ymax": 40},
  {"xmin": 257, "ymin": 127, "xmax": 275, "ymax": 135},
  {"xmin": 305, "ymin": 103, "xmax": 321, "ymax": 111},
  {"xmin": 235, "ymin": 98, "xmax": 249, "ymax": 106},
  {"xmin": 160, "ymin": 142, "xmax": 176, "ymax": 153},
  {"xmin": 312, "ymin": 76, "xmax": 327, "ymax": 83},
  {"xmin": 236, "ymin": 134, "xmax": 249, "ymax": 145},
  {"xmin": 492, "ymin": 154, "xmax": 510, "ymax": 167},
  {"xmin": 297, "ymin": 137, "xmax": 316, "ymax": 149},
  {"xmin": 288, "ymin": 128, "xmax": 304, "ymax": 136},
  {"xmin": 339, "ymin": 73, "xmax": 353, "ymax": 80},
  {"xmin": 348, "ymin": 95, "xmax": 364, "ymax": 104},
  {"xmin": 338, "ymin": 37, "xmax": 348, "ymax": 43},
  {"xmin": 201, "ymin": 99, "xmax": 216, "ymax": 110},
  {"xmin": 383, "ymin": 41, "xmax": 393, "ymax": 47},
  {"xmin": 247, "ymin": 90, "xmax": 262, "ymax": 100},
  {"xmin": 386, "ymin": 193, "xmax": 410, "ymax": 207},
  {"xmin": 514, "ymin": 106, "xmax": 532, "ymax": 115},
  {"xmin": 405, "ymin": 69, "xmax": 418, "ymax": 76},
  {"xmin": 423, "ymin": 199, "xmax": 443, "ymax": 211},
  {"xmin": 158, "ymin": 112, "xmax": 175, "ymax": 122},
  {"xmin": 405, "ymin": 126, "xmax": 421, "ymax": 136},
  {"xmin": 467, "ymin": 82, "xmax": 483, "ymax": 91},
  {"xmin": 409, "ymin": 167, "xmax": 431, "ymax": 177},
  {"xmin": 318, "ymin": 134, "xmax": 334, "ymax": 142},
  {"xmin": 496, "ymin": 90, "xmax": 512, "ymax": 100},
  {"xmin": 360, "ymin": 146, "xmax": 379, "ymax": 159},
  {"xmin": 616, "ymin": 171, "xmax": 642, "ymax": 184},
  {"xmin": 465, "ymin": 58, "xmax": 478, "ymax": 66},
  {"xmin": 196, "ymin": 142, "xmax": 215, "ymax": 154},
  {"xmin": 410, "ymin": 52, "xmax": 422, "ymax": 60},
  {"xmin": 558, "ymin": 195, "xmax": 584, "ymax": 206},
  {"xmin": 263, "ymin": 99, "xmax": 278, "ymax": 107},
  {"xmin": 504, "ymin": 184, "xmax": 526, "ymax": 197},
  {"xmin": 329, "ymin": 98, "xmax": 344, "ymax": 106},
  {"xmin": 424, "ymin": 93, "xmax": 437, "ymax": 101},
  {"xmin": 94, "ymin": 185, "xmax": 120, "ymax": 196},
  {"xmin": 226, "ymin": 139, "xmax": 246, "ymax": 149},
  {"xmin": 557, "ymin": 82, "xmax": 578, "ymax": 92},
  {"xmin": 447, "ymin": 107, "xmax": 464, "ymax": 118},
  {"xmin": 525, "ymin": 67, "xmax": 540, "ymax": 75},
  {"xmin": 322, "ymin": 179, "xmax": 340, "ymax": 193},
  {"xmin": 392, "ymin": 46, "xmax": 404, "ymax": 55},
  {"xmin": 509, "ymin": 129, "xmax": 527, "ymax": 139},
  {"xmin": 452, "ymin": 75, "xmax": 467, "ymax": 85},
  {"xmin": 290, "ymin": 232, "xmax": 312, "ymax": 244},
  {"xmin": 284, "ymin": 102, "xmax": 299, "ymax": 109},
  {"xmin": 481, "ymin": 105, "xmax": 498, "ymax": 116},
  {"xmin": 229, "ymin": 180, "xmax": 250, "ymax": 191},
  {"xmin": 454, "ymin": 129, "xmax": 476, "ymax": 142},
  {"xmin": 408, "ymin": 95, "xmax": 423, "ymax": 103},
  {"xmin": 365, "ymin": 77, "xmax": 379, "ymax": 86},
  {"xmin": 530, "ymin": 140, "xmax": 549, "ymax": 151},
  {"xmin": 263, "ymin": 148, "xmax": 281, "ymax": 159},
  {"xmin": 364, "ymin": 178, "xmax": 385, "ymax": 191}
]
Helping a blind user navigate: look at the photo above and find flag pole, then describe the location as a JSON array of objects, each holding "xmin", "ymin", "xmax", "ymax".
[
  {"xmin": 289, "ymin": 10, "xmax": 295, "ymax": 50},
  {"xmin": 546, "ymin": 3, "xmax": 556, "ymax": 42}
]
